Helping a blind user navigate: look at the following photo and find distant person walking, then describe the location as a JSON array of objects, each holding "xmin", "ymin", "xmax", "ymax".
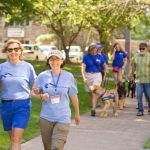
[
  {"xmin": 129, "ymin": 43, "xmax": 150, "ymax": 116},
  {"xmin": 33, "ymin": 50, "xmax": 80, "ymax": 150},
  {"xmin": 97, "ymin": 42, "xmax": 109, "ymax": 80},
  {"xmin": 111, "ymin": 42, "xmax": 127, "ymax": 87},
  {"xmin": 0, "ymin": 39, "xmax": 37, "ymax": 150},
  {"xmin": 81, "ymin": 43, "xmax": 106, "ymax": 116}
]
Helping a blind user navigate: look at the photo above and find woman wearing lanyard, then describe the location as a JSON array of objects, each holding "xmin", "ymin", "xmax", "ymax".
[
  {"xmin": 81, "ymin": 43, "xmax": 106, "ymax": 116},
  {"xmin": 0, "ymin": 39, "xmax": 37, "ymax": 150},
  {"xmin": 33, "ymin": 50, "xmax": 80, "ymax": 150}
]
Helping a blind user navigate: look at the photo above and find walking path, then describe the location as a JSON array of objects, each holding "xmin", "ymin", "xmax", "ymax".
[{"xmin": 22, "ymin": 97, "xmax": 150, "ymax": 150}]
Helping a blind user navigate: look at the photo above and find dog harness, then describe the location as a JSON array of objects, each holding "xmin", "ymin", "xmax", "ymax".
[{"xmin": 100, "ymin": 91, "xmax": 116, "ymax": 101}]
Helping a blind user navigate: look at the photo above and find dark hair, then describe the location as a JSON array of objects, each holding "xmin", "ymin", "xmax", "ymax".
[
  {"xmin": 139, "ymin": 43, "xmax": 148, "ymax": 48},
  {"xmin": 46, "ymin": 57, "xmax": 65, "ymax": 68}
]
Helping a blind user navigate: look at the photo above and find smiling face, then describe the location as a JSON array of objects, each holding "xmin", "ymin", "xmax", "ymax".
[
  {"xmin": 48, "ymin": 56, "xmax": 63, "ymax": 70},
  {"xmin": 6, "ymin": 43, "xmax": 22, "ymax": 62}
]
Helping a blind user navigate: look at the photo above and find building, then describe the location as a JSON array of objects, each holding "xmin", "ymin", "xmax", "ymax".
[{"xmin": 0, "ymin": 17, "xmax": 48, "ymax": 45}]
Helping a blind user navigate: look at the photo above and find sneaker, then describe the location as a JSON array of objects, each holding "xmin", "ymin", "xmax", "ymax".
[
  {"xmin": 91, "ymin": 109, "xmax": 96, "ymax": 116},
  {"xmin": 136, "ymin": 112, "xmax": 144, "ymax": 116}
]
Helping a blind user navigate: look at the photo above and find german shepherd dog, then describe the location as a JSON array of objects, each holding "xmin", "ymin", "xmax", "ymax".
[
  {"xmin": 90, "ymin": 85, "xmax": 119, "ymax": 117},
  {"xmin": 117, "ymin": 82, "xmax": 126, "ymax": 110},
  {"xmin": 127, "ymin": 77, "xmax": 136, "ymax": 98}
]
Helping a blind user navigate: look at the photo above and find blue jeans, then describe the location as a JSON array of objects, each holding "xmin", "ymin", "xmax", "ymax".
[{"xmin": 137, "ymin": 83, "xmax": 150, "ymax": 112}]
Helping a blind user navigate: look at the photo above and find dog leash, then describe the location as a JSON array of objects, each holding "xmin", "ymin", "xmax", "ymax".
[{"xmin": 101, "ymin": 72, "xmax": 110, "ymax": 90}]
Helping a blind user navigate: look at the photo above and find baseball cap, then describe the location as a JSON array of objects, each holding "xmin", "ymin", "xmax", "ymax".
[
  {"xmin": 48, "ymin": 50, "xmax": 63, "ymax": 59},
  {"xmin": 88, "ymin": 43, "xmax": 98, "ymax": 51},
  {"xmin": 97, "ymin": 42, "xmax": 103, "ymax": 49}
]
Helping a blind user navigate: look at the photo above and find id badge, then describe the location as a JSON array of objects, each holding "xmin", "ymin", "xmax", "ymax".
[{"xmin": 50, "ymin": 95, "xmax": 60, "ymax": 104}]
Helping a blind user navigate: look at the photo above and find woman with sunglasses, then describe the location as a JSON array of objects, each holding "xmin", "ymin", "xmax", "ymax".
[
  {"xmin": 0, "ymin": 39, "xmax": 37, "ymax": 150},
  {"xmin": 111, "ymin": 42, "xmax": 127, "ymax": 87},
  {"xmin": 32, "ymin": 50, "xmax": 80, "ymax": 150}
]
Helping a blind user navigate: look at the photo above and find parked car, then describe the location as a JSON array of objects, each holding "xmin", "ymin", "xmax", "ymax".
[
  {"xmin": 67, "ymin": 45, "xmax": 83, "ymax": 61},
  {"xmin": 39, "ymin": 45, "xmax": 66, "ymax": 60},
  {"xmin": 23, "ymin": 44, "xmax": 46, "ymax": 61}
]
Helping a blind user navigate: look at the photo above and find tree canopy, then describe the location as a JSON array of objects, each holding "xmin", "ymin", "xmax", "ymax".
[{"xmin": 1, "ymin": 0, "xmax": 149, "ymax": 58}]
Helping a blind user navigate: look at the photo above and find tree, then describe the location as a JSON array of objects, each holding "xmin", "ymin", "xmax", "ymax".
[
  {"xmin": 0, "ymin": 0, "xmax": 35, "ymax": 23},
  {"xmin": 34, "ymin": 0, "xmax": 86, "ymax": 61},
  {"xmin": 83, "ymin": 0, "xmax": 144, "ymax": 52}
]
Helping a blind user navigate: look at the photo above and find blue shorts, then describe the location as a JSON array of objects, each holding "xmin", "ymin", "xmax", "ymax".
[{"xmin": 1, "ymin": 99, "xmax": 31, "ymax": 131}]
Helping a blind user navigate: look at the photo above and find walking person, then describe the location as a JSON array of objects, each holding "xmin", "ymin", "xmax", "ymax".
[
  {"xmin": 0, "ymin": 39, "xmax": 37, "ymax": 150},
  {"xmin": 129, "ymin": 43, "xmax": 150, "ymax": 116},
  {"xmin": 81, "ymin": 43, "xmax": 107, "ymax": 116},
  {"xmin": 97, "ymin": 42, "xmax": 109, "ymax": 80},
  {"xmin": 33, "ymin": 50, "xmax": 80, "ymax": 150},
  {"xmin": 111, "ymin": 42, "xmax": 127, "ymax": 87}
]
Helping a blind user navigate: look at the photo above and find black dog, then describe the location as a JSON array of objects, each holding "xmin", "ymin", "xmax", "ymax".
[
  {"xmin": 127, "ymin": 77, "xmax": 136, "ymax": 98},
  {"xmin": 117, "ymin": 82, "xmax": 126, "ymax": 99},
  {"xmin": 117, "ymin": 82, "xmax": 126, "ymax": 110}
]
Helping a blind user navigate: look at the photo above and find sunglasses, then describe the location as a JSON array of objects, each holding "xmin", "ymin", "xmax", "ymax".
[
  {"xmin": 7, "ymin": 47, "xmax": 20, "ymax": 53},
  {"xmin": 139, "ymin": 47, "xmax": 146, "ymax": 51}
]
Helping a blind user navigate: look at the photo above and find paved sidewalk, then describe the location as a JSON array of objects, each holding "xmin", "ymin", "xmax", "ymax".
[{"xmin": 22, "ymin": 98, "xmax": 150, "ymax": 150}]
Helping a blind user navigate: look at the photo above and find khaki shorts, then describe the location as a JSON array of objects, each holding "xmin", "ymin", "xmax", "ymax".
[
  {"xmin": 84, "ymin": 72, "xmax": 102, "ymax": 92},
  {"xmin": 40, "ymin": 118, "xmax": 70, "ymax": 150}
]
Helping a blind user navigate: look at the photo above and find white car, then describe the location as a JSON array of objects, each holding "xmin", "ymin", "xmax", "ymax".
[
  {"xmin": 67, "ymin": 45, "xmax": 83, "ymax": 61},
  {"xmin": 23, "ymin": 44, "xmax": 46, "ymax": 61},
  {"xmin": 39, "ymin": 45, "xmax": 66, "ymax": 60}
]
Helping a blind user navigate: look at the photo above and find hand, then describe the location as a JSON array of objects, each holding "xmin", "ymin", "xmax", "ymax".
[
  {"xmin": 74, "ymin": 114, "xmax": 80, "ymax": 125},
  {"xmin": 33, "ymin": 87, "xmax": 41, "ymax": 94},
  {"xmin": 83, "ymin": 78, "xmax": 88, "ymax": 84},
  {"xmin": 41, "ymin": 93, "xmax": 49, "ymax": 101},
  {"xmin": 122, "ymin": 66, "xmax": 125, "ymax": 70}
]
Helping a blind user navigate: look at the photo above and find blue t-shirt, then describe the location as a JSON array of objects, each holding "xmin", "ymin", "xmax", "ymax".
[
  {"xmin": 34, "ymin": 70, "xmax": 78, "ymax": 123},
  {"xmin": 112, "ymin": 51, "xmax": 127, "ymax": 68},
  {"xmin": 0, "ymin": 61, "xmax": 37, "ymax": 100},
  {"xmin": 99, "ymin": 53, "xmax": 108, "ymax": 72},
  {"xmin": 82, "ymin": 53, "xmax": 105, "ymax": 72}
]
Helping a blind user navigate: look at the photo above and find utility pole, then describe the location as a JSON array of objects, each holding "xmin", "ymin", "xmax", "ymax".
[{"xmin": 124, "ymin": 27, "xmax": 131, "ymax": 80}]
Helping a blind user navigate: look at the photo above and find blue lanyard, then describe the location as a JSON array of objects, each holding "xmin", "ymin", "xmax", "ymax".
[{"xmin": 51, "ymin": 71, "xmax": 61, "ymax": 92}]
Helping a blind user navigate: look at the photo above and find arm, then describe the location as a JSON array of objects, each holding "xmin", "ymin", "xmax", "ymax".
[
  {"xmin": 70, "ymin": 95, "xmax": 80, "ymax": 125},
  {"xmin": 122, "ymin": 57, "xmax": 127, "ymax": 69},
  {"xmin": 31, "ymin": 87, "xmax": 49, "ymax": 100},
  {"xmin": 103, "ymin": 63, "xmax": 109, "ymax": 79},
  {"xmin": 81, "ymin": 63, "xmax": 87, "ymax": 84},
  {"xmin": 31, "ymin": 82, "xmax": 49, "ymax": 100},
  {"xmin": 111, "ymin": 48, "xmax": 116, "ymax": 61},
  {"xmin": 128, "ymin": 57, "xmax": 136, "ymax": 79}
]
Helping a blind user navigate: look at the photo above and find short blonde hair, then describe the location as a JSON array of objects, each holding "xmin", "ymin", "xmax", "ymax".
[
  {"xmin": 2, "ymin": 39, "xmax": 24, "ymax": 60},
  {"xmin": 2, "ymin": 39, "xmax": 24, "ymax": 53}
]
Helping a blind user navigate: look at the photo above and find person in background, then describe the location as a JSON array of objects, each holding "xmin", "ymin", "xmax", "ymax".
[
  {"xmin": 0, "ymin": 39, "xmax": 37, "ymax": 150},
  {"xmin": 97, "ymin": 42, "xmax": 109, "ymax": 80},
  {"xmin": 111, "ymin": 42, "xmax": 127, "ymax": 87},
  {"xmin": 129, "ymin": 43, "xmax": 150, "ymax": 116},
  {"xmin": 33, "ymin": 50, "xmax": 80, "ymax": 150},
  {"xmin": 81, "ymin": 43, "xmax": 107, "ymax": 116}
]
